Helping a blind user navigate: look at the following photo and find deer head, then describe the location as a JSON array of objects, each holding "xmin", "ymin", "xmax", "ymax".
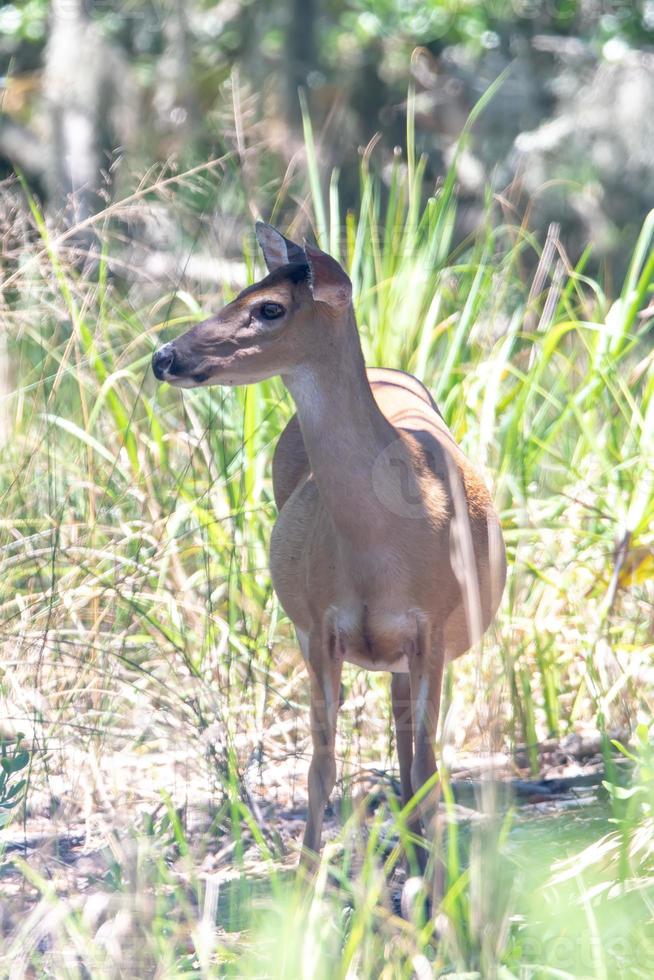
[{"xmin": 151, "ymin": 223, "xmax": 353, "ymax": 388}]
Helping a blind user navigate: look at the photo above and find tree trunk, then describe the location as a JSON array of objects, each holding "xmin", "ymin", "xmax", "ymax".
[{"xmin": 285, "ymin": 0, "xmax": 317, "ymax": 126}]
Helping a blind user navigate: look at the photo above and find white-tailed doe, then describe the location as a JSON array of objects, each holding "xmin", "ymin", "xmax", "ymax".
[{"xmin": 152, "ymin": 223, "xmax": 506, "ymax": 876}]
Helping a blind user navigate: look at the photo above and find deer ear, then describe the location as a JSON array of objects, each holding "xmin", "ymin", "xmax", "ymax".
[
  {"xmin": 255, "ymin": 222, "xmax": 306, "ymax": 272},
  {"xmin": 304, "ymin": 242, "xmax": 352, "ymax": 310}
]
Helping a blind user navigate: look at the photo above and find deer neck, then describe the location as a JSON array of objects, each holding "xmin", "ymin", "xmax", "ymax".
[{"xmin": 284, "ymin": 311, "xmax": 396, "ymax": 540}]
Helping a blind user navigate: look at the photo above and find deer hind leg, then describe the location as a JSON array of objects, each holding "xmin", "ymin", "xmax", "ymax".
[{"xmin": 300, "ymin": 624, "xmax": 343, "ymax": 870}]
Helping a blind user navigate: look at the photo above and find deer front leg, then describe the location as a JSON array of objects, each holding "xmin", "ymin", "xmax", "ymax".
[
  {"xmin": 408, "ymin": 622, "xmax": 445, "ymax": 884},
  {"xmin": 391, "ymin": 673, "xmax": 414, "ymax": 808},
  {"xmin": 300, "ymin": 627, "xmax": 343, "ymax": 870},
  {"xmin": 391, "ymin": 674, "xmax": 429, "ymax": 872}
]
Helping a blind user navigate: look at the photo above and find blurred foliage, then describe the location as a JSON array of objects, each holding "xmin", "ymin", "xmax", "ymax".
[
  {"xmin": 0, "ymin": 0, "xmax": 652, "ymax": 46},
  {"xmin": 2, "ymin": 0, "xmax": 654, "ymax": 82},
  {"xmin": 2, "ymin": 0, "xmax": 654, "ymax": 272}
]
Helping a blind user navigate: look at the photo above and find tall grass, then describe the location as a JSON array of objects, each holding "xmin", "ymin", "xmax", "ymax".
[{"xmin": 0, "ymin": 93, "xmax": 653, "ymax": 974}]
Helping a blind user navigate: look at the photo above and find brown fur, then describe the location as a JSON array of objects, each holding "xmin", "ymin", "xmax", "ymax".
[
  {"xmin": 271, "ymin": 366, "xmax": 504, "ymax": 665},
  {"xmin": 152, "ymin": 226, "xmax": 507, "ymax": 873}
]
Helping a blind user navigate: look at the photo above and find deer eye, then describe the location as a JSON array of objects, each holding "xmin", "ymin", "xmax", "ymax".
[{"xmin": 258, "ymin": 302, "xmax": 285, "ymax": 320}]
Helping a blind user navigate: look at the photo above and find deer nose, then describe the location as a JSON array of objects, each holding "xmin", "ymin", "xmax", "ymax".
[{"xmin": 152, "ymin": 343, "xmax": 176, "ymax": 380}]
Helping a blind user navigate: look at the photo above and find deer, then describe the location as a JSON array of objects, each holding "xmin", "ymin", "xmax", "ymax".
[{"xmin": 152, "ymin": 223, "xmax": 506, "ymax": 885}]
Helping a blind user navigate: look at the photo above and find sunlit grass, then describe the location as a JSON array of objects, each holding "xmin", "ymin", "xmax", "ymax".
[{"xmin": 0, "ymin": 91, "xmax": 653, "ymax": 974}]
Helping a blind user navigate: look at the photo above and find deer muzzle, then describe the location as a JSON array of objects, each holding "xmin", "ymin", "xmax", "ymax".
[{"xmin": 152, "ymin": 343, "xmax": 177, "ymax": 381}]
